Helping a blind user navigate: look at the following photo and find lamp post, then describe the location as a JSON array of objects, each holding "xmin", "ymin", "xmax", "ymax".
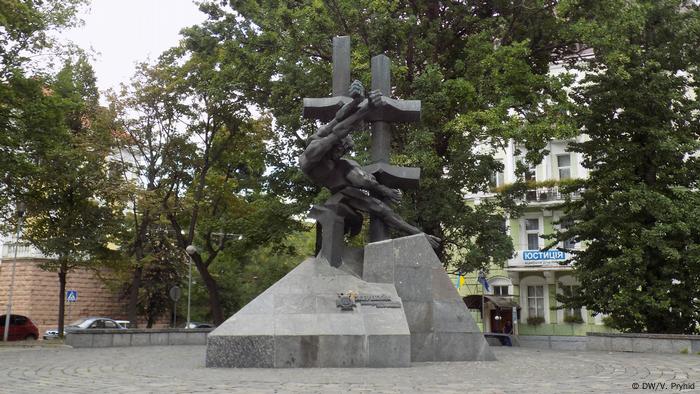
[
  {"xmin": 185, "ymin": 245, "xmax": 197, "ymax": 330},
  {"xmin": 3, "ymin": 203, "xmax": 25, "ymax": 342}
]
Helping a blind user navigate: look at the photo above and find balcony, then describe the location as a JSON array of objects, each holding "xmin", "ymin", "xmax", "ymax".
[
  {"xmin": 1, "ymin": 242, "xmax": 48, "ymax": 260},
  {"xmin": 520, "ymin": 186, "xmax": 581, "ymax": 206}
]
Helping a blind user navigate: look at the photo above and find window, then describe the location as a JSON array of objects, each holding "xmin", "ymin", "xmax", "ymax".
[
  {"xmin": 560, "ymin": 218, "xmax": 576, "ymax": 250},
  {"xmin": 517, "ymin": 158, "xmax": 536, "ymax": 182},
  {"xmin": 489, "ymin": 159, "xmax": 505, "ymax": 189},
  {"xmin": 104, "ymin": 320, "xmax": 118, "ymax": 329},
  {"xmin": 527, "ymin": 286, "xmax": 545, "ymax": 318},
  {"xmin": 493, "ymin": 285, "xmax": 509, "ymax": 296},
  {"xmin": 560, "ymin": 285, "xmax": 582, "ymax": 321},
  {"xmin": 90, "ymin": 320, "xmax": 105, "ymax": 329},
  {"xmin": 524, "ymin": 165, "xmax": 536, "ymax": 182},
  {"xmin": 525, "ymin": 218, "xmax": 540, "ymax": 250},
  {"xmin": 557, "ymin": 154, "xmax": 571, "ymax": 180},
  {"xmin": 489, "ymin": 170, "xmax": 505, "ymax": 189}
]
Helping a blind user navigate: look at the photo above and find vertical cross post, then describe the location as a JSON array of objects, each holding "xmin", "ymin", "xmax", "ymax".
[
  {"xmin": 369, "ymin": 54, "xmax": 392, "ymax": 241},
  {"xmin": 332, "ymin": 36, "xmax": 351, "ymax": 97},
  {"xmin": 302, "ymin": 36, "xmax": 422, "ymax": 260}
]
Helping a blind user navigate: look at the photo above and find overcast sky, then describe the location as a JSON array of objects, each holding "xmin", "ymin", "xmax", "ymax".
[{"xmin": 60, "ymin": 0, "xmax": 205, "ymax": 93}]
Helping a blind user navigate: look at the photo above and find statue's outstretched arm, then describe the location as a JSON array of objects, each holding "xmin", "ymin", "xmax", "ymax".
[
  {"xmin": 345, "ymin": 165, "xmax": 402, "ymax": 204},
  {"xmin": 329, "ymin": 89, "xmax": 382, "ymax": 137},
  {"xmin": 313, "ymin": 80, "xmax": 365, "ymax": 140}
]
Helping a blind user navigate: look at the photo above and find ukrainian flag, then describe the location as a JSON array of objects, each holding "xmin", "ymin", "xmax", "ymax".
[{"xmin": 454, "ymin": 273, "xmax": 465, "ymax": 289}]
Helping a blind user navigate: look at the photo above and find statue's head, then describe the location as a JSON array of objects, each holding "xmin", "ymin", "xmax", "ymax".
[{"xmin": 331, "ymin": 135, "xmax": 354, "ymax": 160}]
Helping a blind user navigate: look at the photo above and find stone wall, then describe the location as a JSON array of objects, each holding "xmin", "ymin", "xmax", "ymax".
[
  {"xmin": 587, "ymin": 332, "xmax": 700, "ymax": 354},
  {"xmin": 517, "ymin": 335, "xmax": 587, "ymax": 351},
  {"xmin": 65, "ymin": 328, "xmax": 212, "ymax": 348},
  {"xmin": 0, "ymin": 259, "xmax": 166, "ymax": 335}
]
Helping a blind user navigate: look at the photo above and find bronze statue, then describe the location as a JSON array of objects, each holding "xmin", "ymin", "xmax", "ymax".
[{"xmin": 300, "ymin": 80, "xmax": 440, "ymax": 259}]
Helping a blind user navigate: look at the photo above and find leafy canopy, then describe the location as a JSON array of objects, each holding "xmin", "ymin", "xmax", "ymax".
[{"xmin": 553, "ymin": 0, "xmax": 700, "ymax": 334}]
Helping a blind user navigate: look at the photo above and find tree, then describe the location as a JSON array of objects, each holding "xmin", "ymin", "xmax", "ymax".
[
  {"xmin": 0, "ymin": 0, "xmax": 86, "ymax": 218},
  {"xmin": 108, "ymin": 61, "xmax": 190, "ymax": 327},
  {"xmin": 553, "ymin": 0, "xmax": 700, "ymax": 334},
  {"xmin": 20, "ymin": 56, "xmax": 125, "ymax": 337},
  {"xmin": 113, "ymin": 48, "xmax": 303, "ymax": 324},
  {"xmin": 183, "ymin": 0, "xmax": 575, "ymax": 274}
]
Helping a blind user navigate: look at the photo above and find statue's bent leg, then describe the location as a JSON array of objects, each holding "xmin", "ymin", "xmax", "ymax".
[{"xmin": 339, "ymin": 188, "xmax": 422, "ymax": 236}]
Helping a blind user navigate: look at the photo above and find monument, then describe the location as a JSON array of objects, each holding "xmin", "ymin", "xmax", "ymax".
[{"xmin": 206, "ymin": 36, "xmax": 495, "ymax": 368}]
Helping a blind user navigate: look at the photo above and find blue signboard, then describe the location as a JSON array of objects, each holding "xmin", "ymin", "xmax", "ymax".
[
  {"xmin": 522, "ymin": 250, "xmax": 566, "ymax": 261},
  {"xmin": 66, "ymin": 290, "xmax": 78, "ymax": 302}
]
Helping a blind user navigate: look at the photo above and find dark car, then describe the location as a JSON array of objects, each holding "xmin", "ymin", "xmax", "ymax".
[
  {"xmin": 0, "ymin": 314, "xmax": 39, "ymax": 341},
  {"xmin": 183, "ymin": 322, "xmax": 215, "ymax": 329}
]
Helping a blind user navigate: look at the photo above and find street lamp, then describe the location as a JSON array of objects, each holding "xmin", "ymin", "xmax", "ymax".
[
  {"xmin": 3, "ymin": 203, "xmax": 26, "ymax": 342},
  {"xmin": 185, "ymin": 245, "xmax": 197, "ymax": 330}
]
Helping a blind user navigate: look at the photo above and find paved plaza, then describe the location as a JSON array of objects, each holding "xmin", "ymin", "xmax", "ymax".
[{"xmin": 1, "ymin": 345, "xmax": 699, "ymax": 393}]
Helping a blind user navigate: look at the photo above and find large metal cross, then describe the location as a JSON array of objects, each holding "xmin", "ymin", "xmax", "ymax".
[{"xmin": 302, "ymin": 36, "xmax": 422, "ymax": 242}]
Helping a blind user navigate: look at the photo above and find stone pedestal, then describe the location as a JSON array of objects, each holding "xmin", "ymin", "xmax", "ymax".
[
  {"xmin": 364, "ymin": 234, "xmax": 495, "ymax": 361},
  {"xmin": 206, "ymin": 234, "xmax": 494, "ymax": 368},
  {"xmin": 206, "ymin": 258, "xmax": 410, "ymax": 368}
]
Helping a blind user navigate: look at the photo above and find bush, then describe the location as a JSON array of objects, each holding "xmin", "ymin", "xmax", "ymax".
[
  {"xmin": 527, "ymin": 316, "xmax": 545, "ymax": 326},
  {"xmin": 601, "ymin": 316, "xmax": 615, "ymax": 328},
  {"xmin": 564, "ymin": 314, "xmax": 584, "ymax": 324}
]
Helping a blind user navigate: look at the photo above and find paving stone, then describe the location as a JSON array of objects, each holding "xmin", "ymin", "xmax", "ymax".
[{"xmin": 6, "ymin": 346, "xmax": 694, "ymax": 393}]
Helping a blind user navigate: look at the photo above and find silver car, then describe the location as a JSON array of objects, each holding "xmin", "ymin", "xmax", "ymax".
[{"xmin": 43, "ymin": 317, "xmax": 126, "ymax": 339}]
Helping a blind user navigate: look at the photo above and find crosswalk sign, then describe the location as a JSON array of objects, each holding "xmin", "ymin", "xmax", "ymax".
[{"xmin": 66, "ymin": 290, "xmax": 78, "ymax": 302}]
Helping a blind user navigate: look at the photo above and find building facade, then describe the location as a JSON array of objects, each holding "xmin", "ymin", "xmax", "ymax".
[
  {"xmin": 458, "ymin": 138, "xmax": 614, "ymax": 337},
  {"xmin": 0, "ymin": 241, "xmax": 168, "ymax": 336}
]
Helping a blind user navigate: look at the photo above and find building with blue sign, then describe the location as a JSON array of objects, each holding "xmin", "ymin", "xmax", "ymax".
[{"xmin": 458, "ymin": 106, "xmax": 614, "ymax": 338}]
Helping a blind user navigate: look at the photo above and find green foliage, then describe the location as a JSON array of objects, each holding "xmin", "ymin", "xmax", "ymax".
[
  {"xmin": 0, "ymin": 0, "xmax": 86, "ymax": 74},
  {"xmin": 182, "ymin": 228, "xmax": 315, "ymax": 321},
  {"xmin": 553, "ymin": 1, "xmax": 700, "ymax": 334},
  {"xmin": 563, "ymin": 314, "xmax": 584, "ymax": 324},
  {"xmin": 0, "ymin": 0, "xmax": 87, "ymax": 221},
  {"xmin": 111, "ymin": 40, "xmax": 306, "ymax": 323},
  {"xmin": 20, "ymin": 56, "xmax": 124, "ymax": 271},
  {"xmin": 186, "ymin": 0, "xmax": 578, "ymax": 275},
  {"xmin": 527, "ymin": 316, "xmax": 545, "ymax": 326}
]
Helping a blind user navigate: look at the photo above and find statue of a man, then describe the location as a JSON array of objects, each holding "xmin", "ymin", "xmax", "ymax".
[{"xmin": 300, "ymin": 80, "xmax": 440, "ymax": 248}]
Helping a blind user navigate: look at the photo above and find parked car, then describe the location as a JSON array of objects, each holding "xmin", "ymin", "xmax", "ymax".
[
  {"xmin": 183, "ymin": 321, "xmax": 215, "ymax": 329},
  {"xmin": 0, "ymin": 314, "xmax": 39, "ymax": 341},
  {"xmin": 115, "ymin": 320, "xmax": 131, "ymax": 328},
  {"xmin": 43, "ymin": 317, "xmax": 126, "ymax": 339}
]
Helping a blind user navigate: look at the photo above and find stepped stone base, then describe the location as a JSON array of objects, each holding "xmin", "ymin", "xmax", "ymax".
[
  {"xmin": 206, "ymin": 234, "xmax": 494, "ymax": 367},
  {"xmin": 206, "ymin": 258, "xmax": 410, "ymax": 368},
  {"xmin": 365, "ymin": 234, "xmax": 495, "ymax": 361}
]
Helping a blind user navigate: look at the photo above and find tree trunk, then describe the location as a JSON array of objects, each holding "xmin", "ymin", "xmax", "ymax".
[
  {"xmin": 192, "ymin": 254, "xmax": 224, "ymax": 324},
  {"xmin": 314, "ymin": 221, "xmax": 322, "ymax": 255},
  {"xmin": 127, "ymin": 265, "xmax": 143, "ymax": 328},
  {"xmin": 57, "ymin": 262, "xmax": 67, "ymax": 339}
]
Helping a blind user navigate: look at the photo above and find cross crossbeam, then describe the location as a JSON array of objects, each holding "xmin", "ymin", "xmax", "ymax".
[{"xmin": 302, "ymin": 36, "xmax": 422, "ymax": 244}]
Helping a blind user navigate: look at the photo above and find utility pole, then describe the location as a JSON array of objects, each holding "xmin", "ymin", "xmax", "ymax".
[
  {"xmin": 3, "ymin": 203, "xmax": 25, "ymax": 342},
  {"xmin": 185, "ymin": 245, "xmax": 197, "ymax": 330}
]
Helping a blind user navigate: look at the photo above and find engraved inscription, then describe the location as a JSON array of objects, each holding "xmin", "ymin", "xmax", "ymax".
[{"xmin": 356, "ymin": 294, "xmax": 401, "ymax": 309}]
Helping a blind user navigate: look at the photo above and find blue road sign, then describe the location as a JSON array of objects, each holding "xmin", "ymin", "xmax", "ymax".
[{"xmin": 66, "ymin": 290, "xmax": 78, "ymax": 302}]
